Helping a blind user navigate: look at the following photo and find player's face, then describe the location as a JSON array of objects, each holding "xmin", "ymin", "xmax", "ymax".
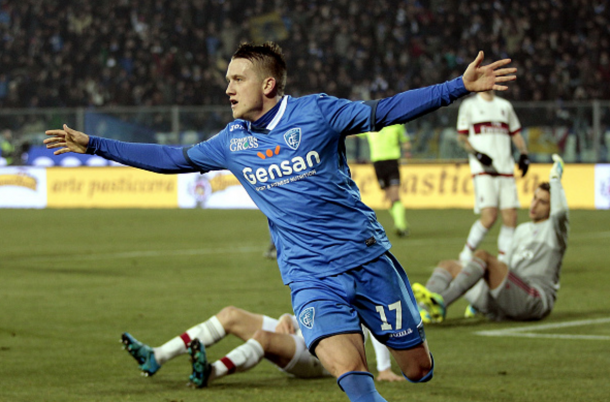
[
  {"xmin": 225, "ymin": 58, "xmax": 266, "ymax": 121},
  {"xmin": 529, "ymin": 188, "xmax": 551, "ymax": 222}
]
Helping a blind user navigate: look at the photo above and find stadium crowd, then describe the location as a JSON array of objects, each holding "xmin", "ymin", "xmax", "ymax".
[{"xmin": 0, "ymin": 0, "xmax": 608, "ymax": 109}]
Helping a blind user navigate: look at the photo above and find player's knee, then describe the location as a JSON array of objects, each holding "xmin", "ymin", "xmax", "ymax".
[
  {"xmin": 251, "ymin": 329, "xmax": 271, "ymax": 349},
  {"xmin": 403, "ymin": 365, "xmax": 431, "ymax": 382},
  {"xmin": 480, "ymin": 210, "xmax": 498, "ymax": 227},
  {"xmin": 388, "ymin": 192, "xmax": 400, "ymax": 204},
  {"xmin": 501, "ymin": 208, "xmax": 518, "ymax": 226},
  {"xmin": 217, "ymin": 306, "xmax": 242, "ymax": 329},
  {"xmin": 437, "ymin": 260, "xmax": 460, "ymax": 272},
  {"xmin": 404, "ymin": 354, "xmax": 434, "ymax": 383},
  {"xmin": 473, "ymin": 249, "xmax": 491, "ymax": 262},
  {"xmin": 437, "ymin": 259, "xmax": 455, "ymax": 270},
  {"xmin": 437, "ymin": 259, "xmax": 462, "ymax": 276}
]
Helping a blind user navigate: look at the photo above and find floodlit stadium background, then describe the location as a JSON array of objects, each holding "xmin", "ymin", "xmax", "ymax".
[
  {"xmin": 1, "ymin": 1, "xmax": 610, "ymax": 208},
  {"xmin": 1, "ymin": 2, "xmax": 610, "ymax": 401}
]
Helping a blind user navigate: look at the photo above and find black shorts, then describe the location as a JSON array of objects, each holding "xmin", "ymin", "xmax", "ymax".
[{"xmin": 373, "ymin": 159, "xmax": 400, "ymax": 189}]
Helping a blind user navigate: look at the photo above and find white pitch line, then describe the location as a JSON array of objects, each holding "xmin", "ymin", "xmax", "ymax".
[
  {"xmin": 475, "ymin": 317, "xmax": 610, "ymax": 341},
  {"xmin": 478, "ymin": 317, "xmax": 610, "ymax": 333},
  {"xmin": 477, "ymin": 333, "xmax": 610, "ymax": 340}
]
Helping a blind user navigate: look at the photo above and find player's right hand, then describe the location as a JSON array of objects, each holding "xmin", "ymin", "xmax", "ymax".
[
  {"xmin": 474, "ymin": 151, "xmax": 493, "ymax": 166},
  {"xmin": 44, "ymin": 124, "xmax": 89, "ymax": 155}
]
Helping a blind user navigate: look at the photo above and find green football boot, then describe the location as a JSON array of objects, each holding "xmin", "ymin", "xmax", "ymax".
[
  {"xmin": 121, "ymin": 332, "xmax": 161, "ymax": 377},
  {"xmin": 187, "ymin": 338, "xmax": 212, "ymax": 388},
  {"xmin": 412, "ymin": 283, "xmax": 446, "ymax": 323}
]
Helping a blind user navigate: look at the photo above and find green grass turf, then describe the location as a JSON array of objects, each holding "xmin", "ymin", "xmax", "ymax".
[{"xmin": 1, "ymin": 208, "xmax": 609, "ymax": 401}]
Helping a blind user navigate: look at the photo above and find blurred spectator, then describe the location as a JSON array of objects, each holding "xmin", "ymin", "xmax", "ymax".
[
  {"xmin": 0, "ymin": 0, "xmax": 607, "ymax": 109},
  {"xmin": 0, "ymin": 128, "xmax": 15, "ymax": 165}
]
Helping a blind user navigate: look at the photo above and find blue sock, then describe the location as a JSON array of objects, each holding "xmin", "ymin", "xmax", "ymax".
[
  {"xmin": 404, "ymin": 353, "xmax": 435, "ymax": 383},
  {"xmin": 337, "ymin": 371, "xmax": 387, "ymax": 402}
]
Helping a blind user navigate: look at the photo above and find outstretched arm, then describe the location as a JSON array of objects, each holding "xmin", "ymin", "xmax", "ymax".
[
  {"xmin": 45, "ymin": 124, "xmax": 198, "ymax": 174},
  {"xmin": 371, "ymin": 52, "xmax": 516, "ymax": 130},
  {"xmin": 320, "ymin": 52, "xmax": 516, "ymax": 136},
  {"xmin": 549, "ymin": 154, "xmax": 569, "ymax": 248}
]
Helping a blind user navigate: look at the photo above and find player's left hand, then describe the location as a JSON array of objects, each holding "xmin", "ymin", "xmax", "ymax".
[
  {"xmin": 518, "ymin": 153, "xmax": 530, "ymax": 177},
  {"xmin": 376, "ymin": 368, "xmax": 406, "ymax": 382},
  {"xmin": 44, "ymin": 124, "xmax": 89, "ymax": 155},
  {"xmin": 462, "ymin": 51, "xmax": 517, "ymax": 92}
]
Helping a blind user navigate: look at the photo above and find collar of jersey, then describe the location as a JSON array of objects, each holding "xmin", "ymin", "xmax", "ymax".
[{"xmin": 248, "ymin": 96, "xmax": 288, "ymax": 134}]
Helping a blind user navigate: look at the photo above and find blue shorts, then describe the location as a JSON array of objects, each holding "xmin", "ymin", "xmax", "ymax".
[{"xmin": 289, "ymin": 252, "xmax": 425, "ymax": 353}]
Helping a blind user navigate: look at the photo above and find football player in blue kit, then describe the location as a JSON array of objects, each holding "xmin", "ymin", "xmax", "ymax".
[{"xmin": 45, "ymin": 42, "xmax": 515, "ymax": 401}]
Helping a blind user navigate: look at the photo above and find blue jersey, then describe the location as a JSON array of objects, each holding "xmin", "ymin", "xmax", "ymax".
[
  {"xmin": 187, "ymin": 94, "xmax": 390, "ymax": 284},
  {"xmin": 85, "ymin": 77, "xmax": 469, "ymax": 284}
]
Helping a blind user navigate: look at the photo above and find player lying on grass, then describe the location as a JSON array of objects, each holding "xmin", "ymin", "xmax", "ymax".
[
  {"xmin": 46, "ymin": 41, "xmax": 515, "ymax": 402},
  {"xmin": 121, "ymin": 306, "xmax": 404, "ymax": 387},
  {"xmin": 413, "ymin": 155, "xmax": 568, "ymax": 323}
]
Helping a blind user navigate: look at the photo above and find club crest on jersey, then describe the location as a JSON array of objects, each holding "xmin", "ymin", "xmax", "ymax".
[
  {"xmin": 299, "ymin": 307, "xmax": 315, "ymax": 329},
  {"xmin": 283, "ymin": 128, "xmax": 302, "ymax": 150}
]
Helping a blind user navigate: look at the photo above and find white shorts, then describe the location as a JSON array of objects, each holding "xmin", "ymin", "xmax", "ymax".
[
  {"xmin": 464, "ymin": 274, "xmax": 549, "ymax": 321},
  {"xmin": 279, "ymin": 334, "xmax": 331, "ymax": 378},
  {"xmin": 265, "ymin": 315, "xmax": 330, "ymax": 378},
  {"xmin": 472, "ymin": 175, "xmax": 520, "ymax": 214}
]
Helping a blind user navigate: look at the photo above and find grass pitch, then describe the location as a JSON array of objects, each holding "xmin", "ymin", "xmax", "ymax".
[{"xmin": 1, "ymin": 208, "xmax": 609, "ymax": 402}]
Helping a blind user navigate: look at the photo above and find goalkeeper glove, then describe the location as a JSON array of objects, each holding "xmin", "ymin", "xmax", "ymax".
[
  {"xmin": 518, "ymin": 154, "xmax": 530, "ymax": 177},
  {"xmin": 474, "ymin": 151, "xmax": 493, "ymax": 166},
  {"xmin": 549, "ymin": 153, "xmax": 564, "ymax": 180}
]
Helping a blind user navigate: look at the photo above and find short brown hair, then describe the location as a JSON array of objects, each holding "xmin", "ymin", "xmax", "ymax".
[
  {"xmin": 538, "ymin": 182, "xmax": 550, "ymax": 193},
  {"xmin": 232, "ymin": 42, "xmax": 287, "ymax": 96}
]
